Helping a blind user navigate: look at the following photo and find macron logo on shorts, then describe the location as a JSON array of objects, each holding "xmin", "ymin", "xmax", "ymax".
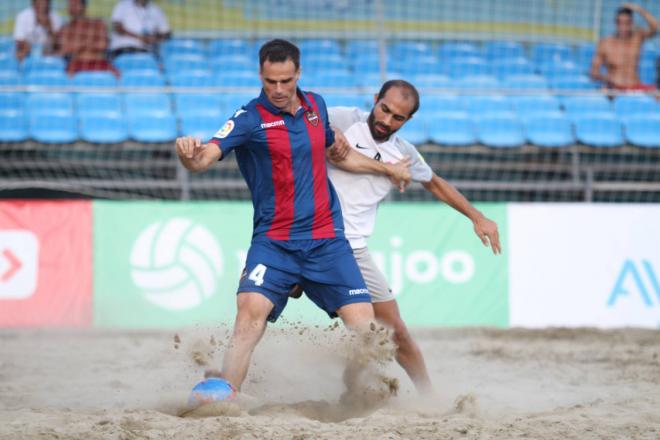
[{"xmin": 348, "ymin": 288, "xmax": 369, "ymax": 296}]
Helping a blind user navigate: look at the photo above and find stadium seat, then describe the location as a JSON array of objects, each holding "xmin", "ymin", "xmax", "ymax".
[
  {"xmin": 524, "ymin": 113, "xmax": 574, "ymax": 147},
  {"xmin": 424, "ymin": 95, "xmax": 466, "ymax": 113},
  {"xmin": 323, "ymin": 93, "xmax": 370, "ymax": 109},
  {"xmin": 397, "ymin": 115, "xmax": 427, "ymax": 145},
  {"xmin": 163, "ymin": 54, "xmax": 208, "ymax": 74},
  {"xmin": 0, "ymin": 71, "xmax": 21, "ymax": 86},
  {"xmin": 490, "ymin": 58, "xmax": 535, "ymax": 79},
  {"xmin": 21, "ymin": 56, "xmax": 66, "ymax": 74},
  {"xmin": 175, "ymin": 93, "xmax": 225, "ymax": 118},
  {"xmin": 444, "ymin": 58, "xmax": 489, "ymax": 78},
  {"xmin": 119, "ymin": 70, "xmax": 166, "ymax": 88},
  {"xmin": 538, "ymin": 60, "xmax": 581, "ymax": 79},
  {"xmin": 207, "ymin": 39, "xmax": 251, "ymax": 57},
  {"xmin": 501, "ymin": 74, "xmax": 548, "ymax": 90},
  {"xmin": 409, "ymin": 74, "xmax": 452, "ymax": 89},
  {"xmin": 0, "ymin": 113, "xmax": 28, "ymax": 142},
  {"xmin": 24, "ymin": 71, "xmax": 70, "ymax": 87},
  {"xmin": 349, "ymin": 54, "xmax": 383, "ymax": 74},
  {"xmin": 124, "ymin": 93, "xmax": 172, "ymax": 118},
  {"xmin": 512, "ymin": 95, "xmax": 562, "ymax": 119},
  {"xmin": 214, "ymin": 71, "xmax": 261, "ymax": 88},
  {"xmin": 531, "ymin": 43, "xmax": 575, "ymax": 65},
  {"xmin": 71, "ymin": 71, "xmax": 118, "ymax": 88},
  {"xmin": 299, "ymin": 39, "xmax": 342, "ymax": 58},
  {"xmin": 390, "ymin": 41, "xmax": 433, "ymax": 59},
  {"xmin": 220, "ymin": 93, "xmax": 256, "ymax": 114},
  {"xmin": 346, "ymin": 40, "xmax": 380, "ymax": 58},
  {"xmin": 484, "ymin": 41, "xmax": 524, "ymax": 61},
  {"xmin": 303, "ymin": 71, "xmax": 359, "ymax": 88},
  {"xmin": 456, "ymin": 74, "xmax": 500, "ymax": 90},
  {"xmin": 437, "ymin": 42, "xmax": 481, "ymax": 61},
  {"xmin": 303, "ymin": 54, "xmax": 350, "ymax": 74},
  {"xmin": 0, "ymin": 53, "xmax": 19, "ymax": 71},
  {"xmin": 160, "ymin": 38, "xmax": 205, "ymax": 58},
  {"xmin": 466, "ymin": 95, "xmax": 513, "ymax": 116},
  {"xmin": 476, "ymin": 113, "xmax": 525, "ymax": 148},
  {"xmin": 30, "ymin": 113, "xmax": 78, "ymax": 143},
  {"xmin": 395, "ymin": 56, "xmax": 441, "ymax": 76},
  {"xmin": 428, "ymin": 111, "xmax": 475, "ymax": 146},
  {"xmin": 639, "ymin": 60, "xmax": 655, "ymax": 85},
  {"xmin": 622, "ymin": 115, "xmax": 660, "ymax": 148},
  {"xmin": 562, "ymin": 95, "xmax": 612, "ymax": 118},
  {"xmin": 614, "ymin": 95, "xmax": 659, "ymax": 118},
  {"xmin": 209, "ymin": 55, "xmax": 255, "ymax": 73},
  {"xmin": 0, "ymin": 36, "xmax": 14, "ymax": 54},
  {"xmin": 168, "ymin": 70, "xmax": 215, "ymax": 87},
  {"xmin": 27, "ymin": 92, "xmax": 74, "ymax": 116},
  {"xmin": 551, "ymin": 74, "xmax": 598, "ymax": 92},
  {"xmin": 77, "ymin": 93, "xmax": 123, "ymax": 117},
  {"xmin": 179, "ymin": 114, "xmax": 223, "ymax": 141},
  {"xmin": 576, "ymin": 43, "xmax": 596, "ymax": 70},
  {"xmin": 113, "ymin": 53, "xmax": 159, "ymax": 72},
  {"xmin": 0, "ymin": 93, "xmax": 26, "ymax": 115},
  {"xmin": 355, "ymin": 72, "xmax": 402, "ymax": 89},
  {"xmin": 129, "ymin": 113, "xmax": 178, "ymax": 143},
  {"xmin": 573, "ymin": 114, "xmax": 624, "ymax": 147},
  {"xmin": 79, "ymin": 114, "xmax": 128, "ymax": 143}
]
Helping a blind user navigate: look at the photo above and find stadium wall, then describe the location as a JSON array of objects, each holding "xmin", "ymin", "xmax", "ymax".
[{"xmin": 0, "ymin": 200, "xmax": 658, "ymax": 329}]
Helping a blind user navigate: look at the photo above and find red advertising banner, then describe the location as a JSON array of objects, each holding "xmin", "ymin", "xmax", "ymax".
[{"xmin": 0, "ymin": 200, "xmax": 92, "ymax": 327}]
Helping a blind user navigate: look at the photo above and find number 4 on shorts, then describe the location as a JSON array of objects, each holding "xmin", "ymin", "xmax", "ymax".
[{"xmin": 248, "ymin": 264, "xmax": 267, "ymax": 286}]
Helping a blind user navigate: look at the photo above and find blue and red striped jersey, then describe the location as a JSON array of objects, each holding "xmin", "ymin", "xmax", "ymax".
[{"xmin": 209, "ymin": 88, "xmax": 345, "ymax": 241}]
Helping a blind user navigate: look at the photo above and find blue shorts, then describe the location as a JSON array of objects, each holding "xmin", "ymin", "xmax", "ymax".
[{"xmin": 237, "ymin": 237, "xmax": 371, "ymax": 322}]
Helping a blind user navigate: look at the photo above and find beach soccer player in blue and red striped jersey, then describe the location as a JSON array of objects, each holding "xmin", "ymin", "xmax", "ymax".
[{"xmin": 175, "ymin": 39, "xmax": 412, "ymax": 394}]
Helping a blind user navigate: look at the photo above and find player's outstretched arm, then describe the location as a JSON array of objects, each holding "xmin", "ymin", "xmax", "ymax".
[
  {"xmin": 175, "ymin": 136, "xmax": 222, "ymax": 173},
  {"xmin": 422, "ymin": 174, "xmax": 501, "ymax": 254},
  {"xmin": 327, "ymin": 146, "xmax": 412, "ymax": 191}
]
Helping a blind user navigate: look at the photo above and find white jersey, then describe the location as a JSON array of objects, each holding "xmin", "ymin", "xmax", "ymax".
[
  {"xmin": 13, "ymin": 7, "xmax": 62, "ymax": 46},
  {"xmin": 110, "ymin": 0, "xmax": 170, "ymax": 51},
  {"xmin": 328, "ymin": 106, "xmax": 433, "ymax": 249}
]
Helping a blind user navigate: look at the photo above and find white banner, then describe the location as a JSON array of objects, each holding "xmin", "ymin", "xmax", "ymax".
[{"xmin": 509, "ymin": 204, "xmax": 660, "ymax": 328}]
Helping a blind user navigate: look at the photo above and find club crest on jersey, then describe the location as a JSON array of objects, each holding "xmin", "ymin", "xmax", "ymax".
[
  {"xmin": 305, "ymin": 111, "xmax": 319, "ymax": 126},
  {"xmin": 215, "ymin": 120, "xmax": 234, "ymax": 139}
]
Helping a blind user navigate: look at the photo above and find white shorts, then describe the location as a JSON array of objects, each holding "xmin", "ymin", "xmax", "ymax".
[{"xmin": 353, "ymin": 247, "xmax": 394, "ymax": 303}]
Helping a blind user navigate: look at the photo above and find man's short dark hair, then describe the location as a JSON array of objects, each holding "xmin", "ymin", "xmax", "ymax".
[
  {"xmin": 376, "ymin": 79, "xmax": 420, "ymax": 117},
  {"xmin": 259, "ymin": 39, "xmax": 300, "ymax": 70},
  {"xmin": 616, "ymin": 6, "xmax": 633, "ymax": 17}
]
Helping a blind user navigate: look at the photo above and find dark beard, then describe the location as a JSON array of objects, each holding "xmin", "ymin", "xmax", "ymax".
[{"xmin": 367, "ymin": 111, "xmax": 392, "ymax": 141}]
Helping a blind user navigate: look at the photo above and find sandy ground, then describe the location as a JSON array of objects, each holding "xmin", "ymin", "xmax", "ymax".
[{"xmin": 1, "ymin": 324, "xmax": 659, "ymax": 440}]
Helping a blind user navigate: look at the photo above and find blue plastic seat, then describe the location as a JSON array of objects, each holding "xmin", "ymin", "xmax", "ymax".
[
  {"xmin": 524, "ymin": 113, "xmax": 574, "ymax": 147},
  {"xmin": 79, "ymin": 114, "xmax": 128, "ymax": 143},
  {"xmin": 124, "ymin": 93, "xmax": 172, "ymax": 118},
  {"xmin": 614, "ymin": 95, "xmax": 659, "ymax": 118},
  {"xmin": 438, "ymin": 42, "xmax": 480, "ymax": 61},
  {"xmin": 576, "ymin": 43, "xmax": 596, "ymax": 70},
  {"xmin": 163, "ymin": 54, "xmax": 207, "ymax": 74},
  {"xmin": 428, "ymin": 111, "xmax": 475, "ymax": 146},
  {"xmin": 30, "ymin": 113, "xmax": 78, "ymax": 143},
  {"xmin": 0, "ymin": 36, "xmax": 14, "ymax": 54},
  {"xmin": 303, "ymin": 54, "xmax": 350, "ymax": 74},
  {"xmin": 512, "ymin": 95, "xmax": 561, "ymax": 118},
  {"xmin": 350, "ymin": 55, "xmax": 383, "ymax": 74},
  {"xmin": 21, "ymin": 56, "xmax": 66, "ymax": 74},
  {"xmin": 466, "ymin": 95, "xmax": 512, "ymax": 116},
  {"xmin": 169, "ymin": 70, "xmax": 214, "ymax": 87},
  {"xmin": 456, "ymin": 75, "xmax": 500, "ymax": 90},
  {"xmin": 639, "ymin": 60, "xmax": 655, "ymax": 84},
  {"xmin": 346, "ymin": 40, "xmax": 380, "ymax": 58},
  {"xmin": 424, "ymin": 95, "xmax": 466, "ymax": 113},
  {"xmin": 113, "ymin": 53, "xmax": 159, "ymax": 72},
  {"xmin": 27, "ymin": 92, "xmax": 74, "ymax": 116},
  {"xmin": 444, "ymin": 58, "xmax": 489, "ymax": 78},
  {"xmin": 0, "ymin": 71, "xmax": 21, "ymax": 86},
  {"xmin": 396, "ymin": 56, "xmax": 441, "ymax": 76},
  {"xmin": 119, "ymin": 70, "xmax": 166, "ymax": 88},
  {"xmin": 538, "ymin": 61, "xmax": 581, "ymax": 79},
  {"xmin": 174, "ymin": 93, "xmax": 225, "ymax": 118},
  {"xmin": 397, "ymin": 115, "xmax": 427, "ymax": 145},
  {"xmin": 531, "ymin": 43, "xmax": 575, "ymax": 65},
  {"xmin": 0, "ymin": 113, "xmax": 28, "ymax": 142},
  {"xmin": 0, "ymin": 53, "xmax": 19, "ymax": 71},
  {"xmin": 207, "ymin": 39, "xmax": 250, "ymax": 57},
  {"xmin": 213, "ymin": 71, "xmax": 261, "ymax": 88},
  {"xmin": 562, "ymin": 95, "xmax": 612, "ymax": 118},
  {"xmin": 71, "ymin": 71, "xmax": 118, "ymax": 88},
  {"xmin": 299, "ymin": 39, "xmax": 342, "ymax": 58},
  {"xmin": 551, "ymin": 74, "xmax": 597, "ymax": 92},
  {"xmin": 304, "ymin": 71, "xmax": 358, "ymax": 88},
  {"xmin": 323, "ymin": 93, "xmax": 370, "ymax": 109},
  {"xmin": 179, "ymin": 114, "xmax": 223, "ymax": 141},
  {"xmin": 501, "ymin": 74, "xmax": 548, "ymax": 90},
  {"xmin": 0, "ymin": 93, "xmax": 26, "ymax": 115},
  {"xmin": 490, "ymin": 58, "xmax": 535, "ymax": 79},
  {"xmin": 129, "ymin": 113, "xmax": 178, "ymax": 142},
  {"xmin": 409, "ymin": 74, "xmax": 451, "ymax": 89},
  {"xmin": 77, "ymin": 93, "xmax": 123, "ymax": 117},
  {"xmin": 476, "ymin": 113, "xmax": 525, "ymax": 148},
  {"xmin": 160, "ymin": 39, "xmax": 205, "ymax": 58},
  {"xmin": 573, "ymin": 114, "xmax": 623, "ymax": 147},
  {"xmin": 24, "ymin": 71, "xmax": 70, "ymax": 87},
  {"xmin": 623, "ymin": 115, "xmax": 660, "ymax": 148},
  {"xmin": 484, "ymin": 41, "xmax": 524, "ymax": 61},
  {"xmin": 390, "ymin": 41, "xmax": 433, "ymax": 59},
  {"xmin": 209, "ymin": 56, "xmax": 255, "ymax": 74}
]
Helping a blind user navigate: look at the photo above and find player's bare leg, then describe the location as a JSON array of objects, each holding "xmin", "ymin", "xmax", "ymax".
[
  {"xmin": 210, "ymin": 292, "xmax": 273, "ymax": 390},
  {"xmin": 373, "ymin": 299, "xmax": 432, "ymax": 394}
]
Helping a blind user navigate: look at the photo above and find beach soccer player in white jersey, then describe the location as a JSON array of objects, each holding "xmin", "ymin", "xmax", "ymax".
[{"xmin": 291, "ymin": 79, "xmax": 502, "ymax": 393}]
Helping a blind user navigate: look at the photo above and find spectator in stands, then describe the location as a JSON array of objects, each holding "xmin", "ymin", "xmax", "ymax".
[
  {"xmin": 590, "ymin": 3, "xmax": 658, "ymax": 91},
  {"xmin": 56, "ymin": 0, "xmax": 118, "ymax": 77},
  {"xmin": 109, "ymin": 0, "xmax": 171, "ymax": 59},
  {"xmin": 13, "ymin": 0, "xmax": 63, "ymax": 61}
]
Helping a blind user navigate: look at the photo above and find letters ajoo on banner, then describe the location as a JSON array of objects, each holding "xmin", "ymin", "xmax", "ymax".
[{"xmin": 130, "ymin": 217, "xmax": 223, "ymax": 311}]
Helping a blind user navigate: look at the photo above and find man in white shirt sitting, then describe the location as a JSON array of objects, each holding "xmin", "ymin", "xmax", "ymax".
[
  {"xmin": 109, "ymin": 0, "xmax": 171, "ymax": 59},
  {"xmin": 293, "ymin": 80, "xmax": 502, "ymax": 393},
  {"xmin": 13, "ymin": 0, "xmax": 63, "ymax": 61}
]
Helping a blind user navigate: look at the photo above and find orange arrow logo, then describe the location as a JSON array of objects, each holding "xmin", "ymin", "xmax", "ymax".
[{"xmin": 1, "ymin": 249, "xmax": 22, "ymax": 282}]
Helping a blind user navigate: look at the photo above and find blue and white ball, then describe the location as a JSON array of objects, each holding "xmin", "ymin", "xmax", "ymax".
[{"xmin": 188, "ymin": 378, "xmax": 237, "ymax": 407}]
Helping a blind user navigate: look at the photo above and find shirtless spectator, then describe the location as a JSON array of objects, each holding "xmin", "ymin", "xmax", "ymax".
[
  {"xmin": 56, "ymin": 0, "xmax": 118, "ymax": 77},
  {"xmin": 13, "ymin": 0, "xmax": 63, "ymax": 61},
  {"xmin": 590, "ymin": 3, "xmax": 658, "ymax": 91}
]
